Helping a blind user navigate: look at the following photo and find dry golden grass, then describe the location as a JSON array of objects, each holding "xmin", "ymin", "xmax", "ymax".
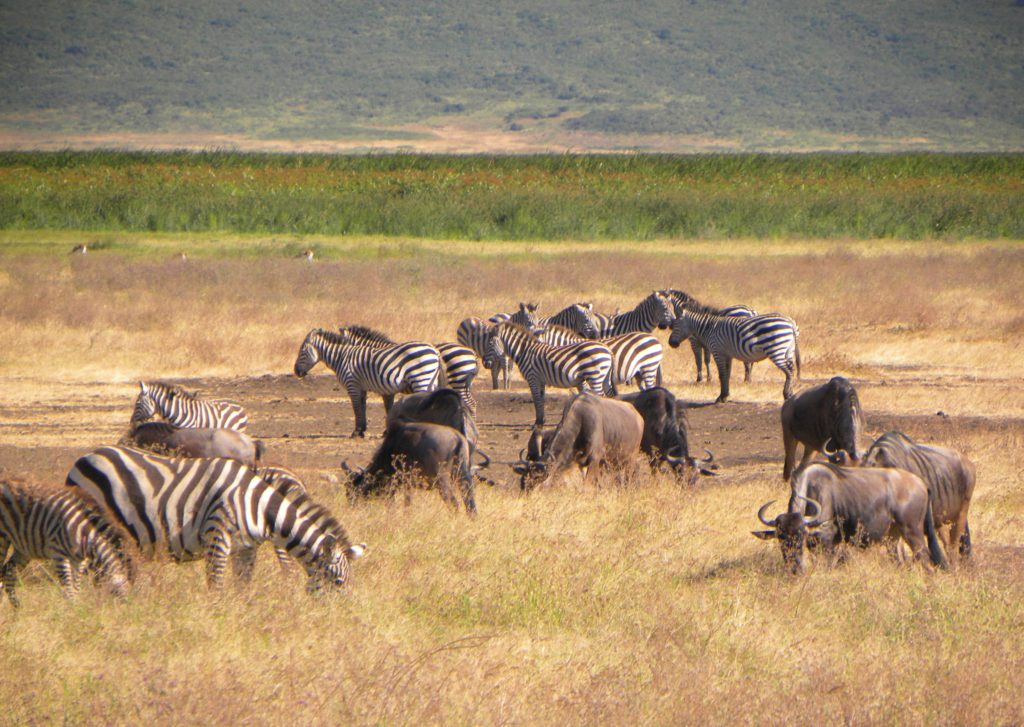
[{"xmin": 1, "ymin": 235, "xmax": 1023, "ymax": 725}]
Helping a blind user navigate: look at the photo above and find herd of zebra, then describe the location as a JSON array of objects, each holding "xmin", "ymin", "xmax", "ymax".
[{"xmin": 2, "ymin": 288, "xmax": 807, "ymax": 604}]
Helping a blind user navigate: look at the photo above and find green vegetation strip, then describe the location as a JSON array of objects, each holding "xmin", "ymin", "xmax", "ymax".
[{"xmin": 1, "ymin": 151, "xmax": 1022, "ymax": 240}]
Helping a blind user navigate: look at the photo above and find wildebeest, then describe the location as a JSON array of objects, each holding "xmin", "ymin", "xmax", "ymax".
[
  {"xmin": 513, "ymin": 392, "xmax": 644, "ymax": 490},
  {"xmin": 780, "ymin": 376, "xmax": 864, "ymax": 480},
  {"xmin": 126, "ymin": 421, "xmax": 264, "ymax": 467},
  {"xmin": 342, "ymin": 421, "xmax": 479, "ymax": 515},
  {"xmin": 862, "ymin": 430, "xmax": 976, "ymax": 562},
  {"xmin": 753, "ymin": 462, "xmax": 947, "ymax": 573},
  {"xmin": 619, "ymin": 387, "xmax": 716, "ymax": 483}
]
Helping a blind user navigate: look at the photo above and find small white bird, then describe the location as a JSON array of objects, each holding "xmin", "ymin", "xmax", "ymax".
[
  {"xmin": 295, "ymin": 249, "xmax": 315, "ymax": 262},
  {"xmin": 69, "ymin": 243, "xmax": 88, "ymax": 255}
]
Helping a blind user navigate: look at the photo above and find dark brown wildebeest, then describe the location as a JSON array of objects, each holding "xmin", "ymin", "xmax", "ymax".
[
  {"xmin": 126, "ymin": 422, "xmax": 264, "ymax": 467},
  {"xmin": 753, "ymin": 462, "xmax": 947, "ymax": 574},
  {"xmin": 780, "ymin": 376, "xmax": 864, "ymax": 480},
  {"xmin": 342, "ymin": 422, "xmax": 479, "ymax": 515},
  {"xmin": 512, "ymin": 392, "xmax": 644, "ymax": 490},
  {"xmin": 619, "ymin": 387, "xmax": 716, "ymax": 483},
  {"xmin": 862, "ymin": 430, "xmax": 976, "ymax": 562}
]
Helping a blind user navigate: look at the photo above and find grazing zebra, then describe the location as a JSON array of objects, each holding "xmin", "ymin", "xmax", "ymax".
[
  {"xmin": 659, "ymin": 289, "xmax": 759, "ymax": 383},
  {"xmin": 486, "ymin": 322, "xmax": 613, "ymax": 426},
  {"xmin": 536, "ymin": 325, "xmax": 664, "ymax": 396},
  {"xmin": 294, "ymin": 328, "xmax": 442, "ymax": 437},
  {"xmin": 335, "ymin": 325, "xmax": 478, "ymax": 415},
  {"xmin": 255, "ymin": 465, "xmax": 309, "ymax": 568},
  {"xmin": 131, "ymin": 381, "xmax": 249, "ymax": 432},
  {"xmin": 535, "ymin": 303, "xmax": 600, "ymax": 338},
  {"xmin": 589, "ymin": 292, "xmax": 675, "ymax": 337},
  {"xmin": 66, "ymin": 446, "xmax": 364, "ymax": 591},
  {"xmin": 668, "ymin": 305, "xmax": 800, "ymax": 402},
  {"xmin": 0, "ymin": 485, "xmax": 131, "ymax": 607}
]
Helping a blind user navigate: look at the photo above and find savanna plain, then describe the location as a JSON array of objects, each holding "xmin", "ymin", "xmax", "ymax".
[{"xmin": 1, "ymin": 232, "xmax": 1023, "ymax": 724}]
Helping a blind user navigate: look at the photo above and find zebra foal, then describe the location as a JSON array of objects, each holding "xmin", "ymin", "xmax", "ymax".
[
  {"xmin": 668, "ymin": 306, "xmax": 801, "ymax": 402},
  {"xmin": 294, "ymin": 328, "xmax": 443, "ymax": 437},
  {"xmin": 66, "ymin": 447, "xmax": 364, "ymax": 591},
  {"xmin": 131, "ymin": 381, "xmax": 249, "ymax": 431},
  {"xmin": 486, "ymin": 322, "xmax": 612, "ymax": 426},
  {"xmin": 0, "ymin": 484, "xmax": 131, "ymax": 606}
]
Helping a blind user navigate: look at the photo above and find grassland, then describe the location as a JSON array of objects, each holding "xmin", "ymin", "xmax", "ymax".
[
  {"xmin": 1, "ymin": 152, "xmax": 1022, "ymax": 240},
  {"xmin": 0, "ymin": 235, "xmax": 1022, "ymax": 725}
]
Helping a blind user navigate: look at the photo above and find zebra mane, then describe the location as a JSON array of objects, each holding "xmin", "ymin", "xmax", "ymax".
[
  {"xmin": 496, "ymin": 321, "xmax": 534, "ymax": 337},
  {"xmin": 340, "ymin": 324, "xmax": 395, "ymax": 345},
  {"xmin": 282, "ymin": 489, "xmax": 353, "ymax": 551},
  {"xmin": 680, "ymin": 301, "xmax": 724, "ymax": 317},
  {"xmin": 308, "ymin": 328, "xmax": 350, "ymax": 345},
  {"xmin": 148, "ymin": 382, "xmax": 200, "ymax": 401},
  {"xmin": 539, "ymin": 323, "xmax": 582, "ymax": 338}
]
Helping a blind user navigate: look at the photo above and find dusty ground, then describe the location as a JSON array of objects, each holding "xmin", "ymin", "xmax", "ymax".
[{"xmin": 0, "ymin": 369, "xmax": 999, "ymax": 498}]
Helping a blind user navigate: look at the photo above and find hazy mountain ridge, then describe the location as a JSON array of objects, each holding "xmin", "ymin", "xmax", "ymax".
[{"xmin": 1, "ymin": 0, "xmax": 1022, "ymax": 151}]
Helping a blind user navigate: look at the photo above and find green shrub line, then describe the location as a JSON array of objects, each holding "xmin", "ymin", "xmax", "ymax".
[{"xmin": 1, "ymin": 151, "xmax": 1021, "ymax": 240}]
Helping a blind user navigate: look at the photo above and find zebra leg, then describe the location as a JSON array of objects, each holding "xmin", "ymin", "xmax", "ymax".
[
  {"xmin": 689, "ymin": 339, "xmax": 704, "ymax": 382},
  {"xmin": 203, "ymin": 522, "xmax": 234, "ymax": 589},
  {"xmin": 714, "ymin": 355, "xmax": 733, "ymax": 403},
  {"xmin": 274, "ymin": 547, "xmax": 293, "ymax": 571},
  {"xmin": 346, "ymin": 383, "xmax": 368, "ymax": 438},
  {"xmin": 3, "ymin": 556, "xmax": 24, "ymax": 608},
  {"xmin": 744, "ymin": 361, "xmax": 754, "ymax": 383},
  {"xmin": 382, "ymin": 393, "xmax": 395, "ymax": 416},
  {"xmin": 490, "ymin": 363, "xmax": 500, "ymax": 390},
  {"xmin": 530, "ymin": 381, "xmax": 546, "ymax": 427},
  {"xmin": 232, "ymin": 546, "xmax": 258, "ymax": 584},
  {"xmin": 502, "ymin": 356, "xmax": 512, "ymax": 391},
  {"xmin": 55, "ymin": 558, "xmax": 81, "ymax": 600}
]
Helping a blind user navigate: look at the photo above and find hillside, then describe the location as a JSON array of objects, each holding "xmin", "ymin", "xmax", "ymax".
[{"xmin": 1, "ymin": 0, "xmax": 1022, "ymax": 152}]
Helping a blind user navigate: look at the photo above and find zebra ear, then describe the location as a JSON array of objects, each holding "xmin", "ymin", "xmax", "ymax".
[{"xmin": 139, "ymin": 381, "xmax": 146, "ymax": 393}]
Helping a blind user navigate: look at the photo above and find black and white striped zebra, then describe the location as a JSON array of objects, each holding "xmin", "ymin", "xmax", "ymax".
[
  {"xmin": 659, "ymin": 289, "xmax": 759, "ymax": 383},
  {"xmin": 0, "ymin": 484, "xmax": 131, "ymax": 606},
  {"xmin": 668, "ymin": 305, "xmax": 801, "ymax": 402},
  {"xmin": 458, "ymin": 317, "xmax": 511, "ymax": 391},
  {"xmin": 535, "ymin": 303, "xmax": 600, "ymax": 338},
  {"xmin": 294, "ymin": 328, "xmax": 443, "ymax": 437},
  {"xmin": 589, "ymin": 292, "xmax": 675, "ymax": 337},
  {"xmin": 255, "ymin": 465, "xmax": 309, "ymax": 568},
  {"xmin": 66, "ymin": 446, "xmax": 363, "ymax": 591},
  {"xmin": 131, "ymin": 381, "xmax": 249, "ymax": 431},
  {"xmin": 488, "ymin": 302, "xmax": 540, "ymax": 328},
  {"xmin": 486, "ymin": 322, "xmax": 613, "ymax": 426},
  {"xmin": 333, "ymin": 325, "xmax": 478, "ymax": 416},
  {"xmin": 536, "ymin": 325, "xmax": 663, "ymax": 397}
]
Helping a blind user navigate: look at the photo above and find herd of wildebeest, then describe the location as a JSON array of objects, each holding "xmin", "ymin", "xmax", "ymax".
[{"xmin": 0, "ymin": 288, "xmax": 976, "ymax": 607}]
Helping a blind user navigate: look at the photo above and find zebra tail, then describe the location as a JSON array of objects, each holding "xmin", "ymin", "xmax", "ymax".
[
  {"xmin": 795, "ymin": 340, "xmax": 802, "ymax": 379},
  {"xmin": 255, "ymin": 440, "xmax": 265, "ymax": 463}
]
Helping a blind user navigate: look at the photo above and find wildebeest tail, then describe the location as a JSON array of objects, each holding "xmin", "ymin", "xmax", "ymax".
[
  {"xmin": 924, "ymin": 498, "xmax": 948, "ymax": 569},
  {"xmin": 255, "ymin": 439, "xmax": 265, "ymax": 463}
]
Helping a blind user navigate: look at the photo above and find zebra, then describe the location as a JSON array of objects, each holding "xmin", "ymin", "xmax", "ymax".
[
  {"xmin": 659, "ymin": 289, "xmax": 759, "ymax": 383},
  {"xmin": 335, "ymin": 325, "xmax": 478, "ymax": 415},
  {"xmin": 0, "ymin": 484, "xmax": 131, "ymax": 607},
  {"xmin": 535, "ymin": 303, "xmax": 600, "ymax": 338},
  {"xmin": 294, "ymin": 328, "xmax": 443, "ymax": 437},
  {"xmin": 255, "ymin": 465, "xmax": 310, "ymax": 569},
  {"xmin": 589, "ymin": 292, "xmax": 675, "ymax": 337},
  {"xmin": 668, "ymin": 305, "xmax": 801, "ymax": 402},
  {"xmin": 486, "ymin": 322, "xmax": 613, "ymax": 426},
  {"xmin": 131, "ymin": 381, "xmax": 249, "ymax": 432},
  {"xmin": 536, "ymin": 324, "xmax": 664, "ymax": 397},
  {"xmin": 66, "ymin": 446, "xmax": 364, "ymax": 591},
  {"xmin": 458, "ymin": 317, "xmax": 510, "ymax": 391},
  {"xmin": 488, "ymin": 301, "xmax": 541, "ymax": 328}
]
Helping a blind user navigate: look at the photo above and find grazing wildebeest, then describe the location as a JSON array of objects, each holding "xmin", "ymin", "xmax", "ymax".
[
  {"xmin": 863, "ymin": 430, "xmax": 976, "ymax": 562},
  {"xmin": 342, "ymin": 422, "xmax": 479, "ymax": 515},
  {"xmin": 512, "ymin": 392, "xmax": 644, "ymax": 490},
  {"xmin": 752, "ymin": 462, "xmax": 947, "ymax": 573},
  {"xmin": 780, "ymin": 376, "xmax": 864, "ymax": 480},
  {"xmin": 619, "ymin": 387, "xmax": 716, "ymax": 483},
  {"xmin": 126, "ymin": 422, "xmax": 264, "ymax": 467}
]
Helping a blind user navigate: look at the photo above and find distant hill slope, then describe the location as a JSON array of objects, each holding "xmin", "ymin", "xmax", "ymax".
[{"xmin": 1, "ymin": 0, "xmax": 1022, "ymax": 151}]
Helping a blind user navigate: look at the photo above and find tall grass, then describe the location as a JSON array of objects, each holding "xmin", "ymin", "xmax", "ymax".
[{"xmin": 1, "ymin": 152, "xmax": 1022, "ymax": 239}]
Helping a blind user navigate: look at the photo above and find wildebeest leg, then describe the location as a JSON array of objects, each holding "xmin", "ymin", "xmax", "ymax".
[
  {"xmin": 689, "ymin": 338, "xmax": 704, "ymax": 382},
  {"xmin": 782, "ymin": 428, "xmax": 799, "ymax": 480},
  {"xmin": 714, "ymin": 355, "xmax": 732, "ymax": 403},
  {"xmin": 949, "ymin": 507, "xmax": 971, "ymax": 561},
  {"xmin": 382, "ymin": 393, "xmax": 395, "ymax": 416},
  {"xmin": 958, "ymin": 521, "xmax": 972, "ymax": 559},
  {"xmin": 436, "ymin": 472, "xmax": 459, "ymax": 510}
]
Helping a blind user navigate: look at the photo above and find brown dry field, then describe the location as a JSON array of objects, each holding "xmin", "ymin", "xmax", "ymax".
[{"xmin": 0, "ymin": 236, "xmax": 1023, "ymax": 725}]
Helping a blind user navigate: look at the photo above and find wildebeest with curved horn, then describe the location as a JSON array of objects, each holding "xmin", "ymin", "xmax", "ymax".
[
  {"xmin": 618, "ymin": 387, "xmax": 716, "ymax": 484},
  {"xmin": 753, "ymin": 462, "xmax": 947, "ymax": 573},
  {"xmin": 780, "ymin": 376, "xmax": 864, "ymax": 480},
  {"xmin": 342, "ymin": 421, "xmax": 480, "ymax": 515},
  {"xmin": 862, "ymin": 430, "xmax": 975, "ymax": 562},
  {"xmin": 512, "ymin": 392, "xmax": 643, "ymax": 490},
  {"xmin": 126, "ymin": 421, "xmax": 264, "ymax": 467}
]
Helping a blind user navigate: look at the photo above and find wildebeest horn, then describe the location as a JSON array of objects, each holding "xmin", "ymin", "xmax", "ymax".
[
  {"xmin": 793, "ymin": 494, "xmax": 823, "ymax": 525},
  {"xmin": 702, "ymin": 448, "xmax": 715, "ymax": 463},
  {"xmin": 475, "ymin": 449, "xmax": 491, "ymax": 470},
  {"xmin": 757, "ymin": 500, "xmax": 779, "ymax": 527},
  {"xmin": 822, "ymin": 438, "xmax": 837, "ymax": 456}
]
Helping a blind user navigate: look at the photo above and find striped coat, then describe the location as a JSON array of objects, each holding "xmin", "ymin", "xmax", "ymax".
[
  {"xmin": 536, "ymin": 325, "xmax": 663, "ymax": 396},
  {"xmin": 66, "ymin": 446, "xmax": 362, "ymax": 591},
  {"xmin": 132, "ymin": 381, "xmax": 249, "ymax": 431}
]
